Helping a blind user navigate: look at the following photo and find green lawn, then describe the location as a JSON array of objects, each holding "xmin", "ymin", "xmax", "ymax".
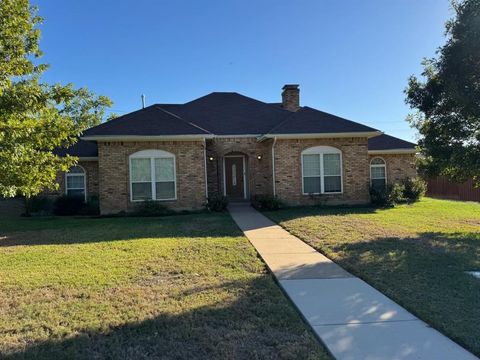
[
  {"xmin": 264, "ymin": 198, "xmax": 480, "ymax": 356},
  {"xmin": 0, "ymin": 214, "xmax": 329, "ymax": 359}
]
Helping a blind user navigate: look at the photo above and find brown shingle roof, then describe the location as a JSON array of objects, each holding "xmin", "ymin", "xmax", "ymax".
[
  {"xmin": 56, "ymin": 91, "xmax": 416, "ymax": 157},
  {"xmin": 54, "ymin": 140, "xmax": 98, "ymax": 158},
  {"xmin": 83, "ymin": 92, "xmax": 381, "ymax": 137},
  {"xmin": 266, "ymin": 106, "xmax": 379, "ymax": 135},
  {"xmin": 83, "ymin": 105, "xmax": 211, "ymax": 137},
  {"xmin": 368, "ymin": 134, "xmax": 416, "ymax": 151}
]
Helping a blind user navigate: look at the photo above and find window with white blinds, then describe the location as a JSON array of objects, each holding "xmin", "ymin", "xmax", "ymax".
[
  {"xmin": 302, "ymin": 146, "xmax": 342, "ymax": 194},
  {"xmin": 65, "ymin": 165, "xmax": 86, "ymax": 201},
  {"xmin": 370, "ymin": 157, "xmax": 387, "ymax": 190},
  {"xmin": 130, "ymin": 150, "xmax": 176, "ymax": 201}
]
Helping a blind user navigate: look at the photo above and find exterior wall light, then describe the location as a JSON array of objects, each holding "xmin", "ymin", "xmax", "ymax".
[
  {"xmin": 257, "ymin": 155, "xmax": 262, "ymax": 160},
  {"xmin": 209, "ymin": 156, "xmax": 214, "ymax": 161}
]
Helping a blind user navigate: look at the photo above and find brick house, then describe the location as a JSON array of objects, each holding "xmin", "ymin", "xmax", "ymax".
[{"xmin": 56, "ymin": 85, "xmax": 416, "ymax": 215}]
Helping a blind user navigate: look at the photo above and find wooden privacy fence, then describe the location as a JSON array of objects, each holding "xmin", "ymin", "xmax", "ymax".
[{"xmin": 427, "ymin": 176, "xmax": 480, "ymax": 202}]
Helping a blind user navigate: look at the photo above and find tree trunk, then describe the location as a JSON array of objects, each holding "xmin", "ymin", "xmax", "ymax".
[{"xmin": 24, "ymin": 196, "xmax": 31, "ymax": 217}]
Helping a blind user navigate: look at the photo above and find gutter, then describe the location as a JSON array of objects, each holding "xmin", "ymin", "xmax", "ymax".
[
  {"xmin": 368, "ymin": 149, "xmax": 417, "ymax": 155},
  {"xmin": 82, "ymin": 131, "xmax": 383, "ymax": 143},
  {"xmin": 81, "ymin": 134, "xmax": 265, "ymax": 141},
  {"xmin": 203, "ymin": 138, "xmax": 209, "ymax": 200},
  {"xmin": 259, "ymin": 131, "xmax": 382, "ymax": 141},
  {"xmin": 81, "ymin": 134, "xmax": 215, "ymax": 142},
  {"xmin": 272, "ymin": 137, "xmax": 277, "ymax": 196}
]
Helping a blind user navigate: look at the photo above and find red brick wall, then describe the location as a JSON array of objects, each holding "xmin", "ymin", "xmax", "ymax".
[
  {"xmin": 205, "ymin": 138, "xmax": 273, "ymax": 199},
  {"xmin": 274, "ymin": 138, "xmax": 370, "ymax": 205},
  {"xmin": 368, "ymin": 154, "xmax": 416, "ymax": 184},
  {"xmin": 97, "ymin": 141, "xmax": 206, "ymax": 214},
  {"xmin": 52, "ymin": 160, "xmax": 99, "ymax": 198},
  {"xmin": 48, "ymin": 140, "xmax": 417, "ymax": 212}
]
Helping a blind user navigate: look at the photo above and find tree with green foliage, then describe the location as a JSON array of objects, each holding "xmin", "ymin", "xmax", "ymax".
[
  {"xmin": 106, "ymin": 112, "xmax": 119, "ymax": 121},
  {"xmin": 0, "ymin": 0, "xmax": 111, "ymax": 213},
  {"xmin": 405, "ymin": 0, "xmax": 480, "ymax": 186}
]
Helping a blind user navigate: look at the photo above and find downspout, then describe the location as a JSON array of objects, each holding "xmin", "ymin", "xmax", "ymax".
[
  {"xmin": 272, "ymin": 137, "xmax": 277, "ymax": 196},
  {"xmin": 203, "ymin": 138, "xmax": 208, "ymax": 200}
]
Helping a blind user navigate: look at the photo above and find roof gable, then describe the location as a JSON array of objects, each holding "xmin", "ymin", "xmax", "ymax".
[{"xmin": 164, "ymin": 92, "xmax": 292, "ymax": 135}]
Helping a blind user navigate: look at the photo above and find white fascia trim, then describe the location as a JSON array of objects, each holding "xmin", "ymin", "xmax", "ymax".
[
  {"xmin": 78, "ymin": 157, "xmax": 98, "ymax": 161},
  {"xmin": 82, "ymin": 132, "xmax": 385, "ymax": 142},
  {"xmin": 259, "ymin": 131, "xmax": 382, "ymax": 141},
  {"xmin": 81, "ymin": 134, "xmax": 214, "ymax": 141},
  {"xmin": 368, "ymin": 149, "xmax": 417, "ymax": 154},
  {"xmin": 213, "ymin": 134, "xmax": 262, "ymax": 138}
]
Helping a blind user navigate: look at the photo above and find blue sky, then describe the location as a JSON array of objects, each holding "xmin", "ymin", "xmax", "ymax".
[{"xmin": 37, "ymin": 0, "xmax": 452, "ymax": 142}]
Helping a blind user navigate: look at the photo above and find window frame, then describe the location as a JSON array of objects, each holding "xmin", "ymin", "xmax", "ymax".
[
  {"xmin": 65, "ymin": 165, "xmax": 87, "ymax": 202},
  {"xmin": 370, "ymin": 157, "xmax": 387, "ymax": 187},
  {"xmin": 129, "ymin": 150, "xmax": 177, "ymax": 202},
  {"xmin": 301, "ymin": 146, "xmax": 343, "ymax": 195}
]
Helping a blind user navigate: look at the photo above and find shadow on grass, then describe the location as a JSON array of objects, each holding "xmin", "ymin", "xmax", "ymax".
[
  {"xmin": 323, "ymin": 232, "xmax": 480, "ymax": 357},
  {"xmin": 262, "ymin": 204, "xmax": 480, "ymax": 356},
  {"xmin": 264, "ymin": 204, "xmax": 378, "ymax": 222},
  {"xmin": 1, "ymin": 277, "xmax": 327, "ymax": 360},
  {"xmin": 0, "ymin": 213, "xmax": 243, "ymax": 247}
]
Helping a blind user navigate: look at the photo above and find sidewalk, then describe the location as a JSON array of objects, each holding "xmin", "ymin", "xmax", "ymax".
[{"xmin": 228, "ymin": 202, "xmax": 478, "ymax": 360}]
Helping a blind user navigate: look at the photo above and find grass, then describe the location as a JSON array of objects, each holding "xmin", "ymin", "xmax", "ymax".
[
  {"xmin": 264, "ymin": 197, "xmax": 480, "ymax": 356},
  {"xmin": 0, "ymin": 214, "xmax": 329, "ymax": 360}
]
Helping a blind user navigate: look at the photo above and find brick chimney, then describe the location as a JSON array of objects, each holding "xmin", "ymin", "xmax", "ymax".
[{"xmin": 281, "ymin": 84, "xmax": 300, "ymax": 111}]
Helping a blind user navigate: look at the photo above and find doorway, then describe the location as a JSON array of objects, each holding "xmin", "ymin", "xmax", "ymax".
[{"xmin": 224, "ymin": 155, "xmax": 246, "ymax": 199}]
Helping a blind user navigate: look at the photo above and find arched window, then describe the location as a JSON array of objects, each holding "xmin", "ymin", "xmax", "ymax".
[
  {"xmin": 129, "ymin": 150, "xmax": 176, "ymax": 201},
  {"xmin": 370, "ymin": 157, "xmax": 387, "ymax": 189},
  {"xmin": 301, "ymin": 146, "xmax": 342, "ymax": 194},
  {"xmin": 65, "ymin": 165, "xmax": 86, "ymax": 201}
]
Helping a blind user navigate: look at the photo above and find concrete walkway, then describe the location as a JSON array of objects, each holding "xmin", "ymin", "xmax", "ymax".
[{"xmin": 228, "ymin": 203, "xmax": 478, "ymax": 360}]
